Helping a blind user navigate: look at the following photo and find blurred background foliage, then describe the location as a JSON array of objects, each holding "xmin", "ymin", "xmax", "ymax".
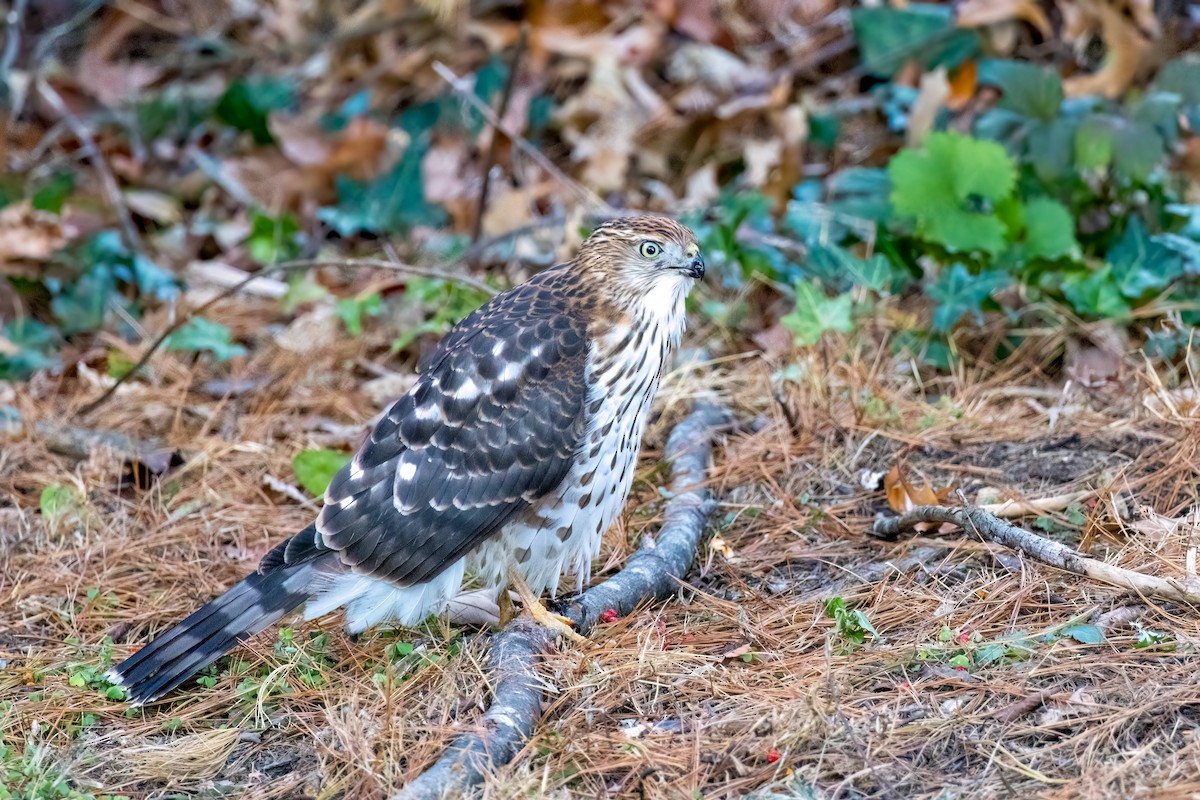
[{"xmin": 1, "ymin": 0, "xmax": 1198, "ymax": 391}]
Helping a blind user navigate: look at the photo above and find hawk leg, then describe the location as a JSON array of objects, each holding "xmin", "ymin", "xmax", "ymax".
[{"xmin": 507, "ymin": 569, "xmax": 587, "ymax": 644}]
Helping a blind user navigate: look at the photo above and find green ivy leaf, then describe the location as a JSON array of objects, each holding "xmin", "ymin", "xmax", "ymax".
[
  {"xmin": 31, "ymin": 172, "xmax": 75, "ymax": 214},
  {"xmin": 164, "ymin": 318, "xmax": 248, "ymax": 361},
  {"xmin": 889, "ymin": 132, "xmax": 1016, "ymax": 255},
  {"xmin": 1108, "ymin": 217, "xmax": 1183, "ymax": 298},
  {"xmin": 319, "ymin": 141, "xmax": 447, "ymax": 236},
  {"xmin": 927, "ymin": 264, "xmax": 1010, "ymax": 332},
  {"xmin": 780, "ymin": 281, "xmax": 854, "ymax": 346},
  {"xmin": 293, "ymin": 449, "xmax": 352, "ymax": 496},
  {"xmin": 803, "ymin": 243, "xmax": 901, "ymax": 294},
  {"xmin": 334, "ymin": 292, "xmax": 384, "ymax": 337},
  {"xmin": 1025, "ymin": 117, "xmax": 1079, "ymax": 181},
  {"xmin": 214, "ymin": 77, "xmax": 295, "ymax": 145},
  {"xmin": 247, "ymin": 211, "xmax": 301, "ymax": 265},
  {"xmin": 978, "ymin": 60, "xmax": 1064, "ymax": 121},
  {"xmin": 1061, "ymin": 267, "xmax": 1131, "ymax": 319},
  {"xmin": 1018, "ymin": 197, "xmax": 1080, "ymax": 261}
]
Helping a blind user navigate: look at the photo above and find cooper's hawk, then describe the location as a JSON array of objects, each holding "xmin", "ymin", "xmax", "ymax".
[{"xmin": 110, "ymin": 216, "xmax": 704, "ymax": 704}]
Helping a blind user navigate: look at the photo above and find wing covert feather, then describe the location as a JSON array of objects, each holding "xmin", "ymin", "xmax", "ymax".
[{"xmin": 309, "ymin": 269, "xmax": 590, "ymax": 586}]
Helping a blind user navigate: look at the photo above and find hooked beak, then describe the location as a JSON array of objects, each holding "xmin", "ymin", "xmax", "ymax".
[{"xmin": 683, "ymin": 254, "xmax": 705, "ymax": 281}]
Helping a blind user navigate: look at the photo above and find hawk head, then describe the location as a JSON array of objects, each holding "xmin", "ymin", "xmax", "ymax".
[{"xmin": 578, "ymin": 216, "xmax": 705, "ymax": 290}]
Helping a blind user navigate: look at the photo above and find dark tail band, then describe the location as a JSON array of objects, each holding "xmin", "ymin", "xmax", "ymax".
[{"xmin": 108, "ymin": 562, "xmax": 314, "ymax": 704}]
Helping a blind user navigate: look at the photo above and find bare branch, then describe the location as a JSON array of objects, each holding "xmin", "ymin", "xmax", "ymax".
[
  {"xmin": 395, "ymin": 401, "xmax": 732, "ymax": 800},
  {"xmin": 873, "ymin": 505, "xmax": 1200, "ymax": 605},
  {"xmin": 78, "ymin": 257, "xmax": 496, "ymax": 417}
]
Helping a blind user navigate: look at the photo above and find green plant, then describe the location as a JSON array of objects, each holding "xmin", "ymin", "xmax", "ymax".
[
  {"xmin": 391, "ymin": 277, "xmax": 491, "ymax": 352},
  {"xmin": 293, "ymin": 449, "xmax": 352, "ymax": 496},
  {"xmin": 824, "ymin": 597, "xmax": 880, "ymax": 649}
]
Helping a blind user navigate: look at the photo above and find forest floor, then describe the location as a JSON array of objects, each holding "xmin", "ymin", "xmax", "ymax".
[
  {"xmin": 7, "ymin": 327, "xmax": 1200, "ymax": 799},
  {"xmin": 5, "ymin": 0, "xmax": 1200, "ymax": 798}
]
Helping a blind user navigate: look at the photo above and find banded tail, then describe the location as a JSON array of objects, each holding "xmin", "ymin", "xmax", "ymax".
[{"xmin": 108, "ymin": 538, "xmax": 321, "ymax": 705}]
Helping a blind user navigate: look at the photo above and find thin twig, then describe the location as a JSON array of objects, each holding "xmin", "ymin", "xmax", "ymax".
[
  {"xmin": 432, "ymin": 61, "xmax": 614, "ymax": 215},
  {"xmin": 873, "ymin": 505, "xmax": 1200, "ymax": 605},
  {"xmin": 78, "ymin": 258, "xmax": 496, "ymax": 416},
  {"xmin": 394, "ymin": 401, "xmax": 732, "ymax": 800},
  {"xmin": 471, "ymin": 25, "xmax": 528, "ymax": 245},
  {"xmin": 1, "ymin": 0, "xmax": 28, "ymax": 78},
  {"xmin": 0, "ymin": 0, "xmax": 28, "ymax": 161},
  {"xmin": 36, "ymin": 78, "xmax": 144, "ymax": 255}
]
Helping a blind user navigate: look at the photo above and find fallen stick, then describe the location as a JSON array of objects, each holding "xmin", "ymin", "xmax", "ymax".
[
  {"xmin": 394, "ymin": 401, "xmax": 732, "ymax": 800},
  {"xmin": 873, "ymin": 505, "xmax": 1200, "ymax": 605}
]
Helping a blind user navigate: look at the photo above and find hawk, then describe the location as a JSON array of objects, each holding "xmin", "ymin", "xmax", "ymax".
[{"xmin": 110, "ymin": 216, "xmax": 704, "ymax": 704}]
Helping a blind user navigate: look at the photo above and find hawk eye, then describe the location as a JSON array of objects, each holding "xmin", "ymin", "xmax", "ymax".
[{"xmin": 639, "ymin": 241, "xmax": 662, "ymax": 259}]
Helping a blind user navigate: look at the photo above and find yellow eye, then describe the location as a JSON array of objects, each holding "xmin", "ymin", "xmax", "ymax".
[{"xmin": 639, "ymin": 241, "xmax": 662, "ymax": 259}]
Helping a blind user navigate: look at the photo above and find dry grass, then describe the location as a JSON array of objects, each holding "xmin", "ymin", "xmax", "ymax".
[{"xmin": 6, "ymin": 315, "xmax": 1200, "ymax": 799}]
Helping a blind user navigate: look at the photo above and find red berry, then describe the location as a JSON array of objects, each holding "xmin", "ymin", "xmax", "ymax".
[
  {"xmin": 956, "ymin": 633, "xmax": 970, "ymax": 644},
  {"xmin": 955, "ymin": 666, "xmax": 968, "ymax": 672},
  {"xmin": 767, "ymin": 750, "xmax": 781, "ymax": 763},
  {"xmin": 599, "ymin": 608, "xmax": 618, "ymax": 624}
]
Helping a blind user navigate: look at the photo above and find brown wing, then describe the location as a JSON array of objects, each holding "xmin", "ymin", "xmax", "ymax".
[{"xmin": 264, "ymin": 267, "xmax": 590, "ymax": 586}]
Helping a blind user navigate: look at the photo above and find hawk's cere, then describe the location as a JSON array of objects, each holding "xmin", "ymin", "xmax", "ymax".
[{"xmin": 110, "ymin": 215, "xmax": 705, "ymax": 704}]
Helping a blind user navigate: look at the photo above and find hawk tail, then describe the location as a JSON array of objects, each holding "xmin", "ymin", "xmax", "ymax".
[{"xmin": 107, "ymin": 559, "xmax": 315, "ymax": 705}]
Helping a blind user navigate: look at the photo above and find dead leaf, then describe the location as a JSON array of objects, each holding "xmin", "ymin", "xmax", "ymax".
[
  {"xmin": 742, "ymin": 139, "xmax": 782, "ymax": 187},
  {"xmin": 947, "ymin": 60, "xmax": 979, "ymax": 110},
  {"xmin": 557, "ymin": 55, "xmax": 646, "ymax": 192},
  {"xmin": 957, "ymin": 0, "xmax": 1052, "ymax": 37},
  {"xmin": 74, "ymin": 11, "xmax": 163, "ymax": 106},
  {"xmin": 884, "ymin": 464, "xmax": 955, "ymax": 532},
  {"xmin": 751, "ymin": 323, "xmax": 795, "ymax": 359},
  {"xmin": 1066, "ymin": 330, "xmax": 1125, "ymax": 389},
  {"xmin": 1059, "ymin": 0, "xmax": 1159, "ymax": 98},
  {"xmin": 123, "ymin": 190, "xmax": 181, "ymax": 225},
  {"xmin": 0, "ymin": 202, "xmax": 73, "ymax": 263}
]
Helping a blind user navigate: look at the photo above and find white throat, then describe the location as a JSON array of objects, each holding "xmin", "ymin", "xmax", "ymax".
[{"xmin": 635, "ymin": 275, "xmax": 692, "ymax": 349}]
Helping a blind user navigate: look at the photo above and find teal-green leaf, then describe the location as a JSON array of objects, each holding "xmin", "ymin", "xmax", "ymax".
[
  {"xmin": 780, "ymin": 282, "xmax": 854, "ymax": 346},
  {"xmin": 293, "ymin": 449, "xmax": 352, "ymax": 496},
  {"xmin": 1061, "ymin": 624, "xmax": 1104, "ymax": 645},
  {"xmin": 804, "ymin": 243, "xmax": 900, "ymax": 294},
  {"xmin": 1025, "ymin": 117, "xmax": 1077, "ymax": 181},
  {"xmin": 1113, "ymin": 119, "xmax": 1166, "ymax": 182},
  {"xmin": 318, "ymin": 141, "xmax": 447, "ymax": 236},
  {"xmin": 1108, "ymin": 217, "xmax": 1183, "ymax": 298},
  {"xmin": 0, "ymin": 319, "xmax": 60, "ymax": 380},
  {"xmin": 927, "ymin": 264, "xmax": 1010, "ymax": 332},
  {"xmin": 977, "ymin": 59, "xmax": 1064, "ymax": 121},
  {"xmin": 164, "ymin": 318, "xmax": 248, "ymax": 361},
  {"xmin": 851, "ymin": 4, "xmax": 979, "ymax": 78}
]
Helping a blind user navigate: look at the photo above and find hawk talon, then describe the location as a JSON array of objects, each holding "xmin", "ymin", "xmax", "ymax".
[{"xmin": 508, "ymin": 570, "xmax": 588, "ymax": 645}]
